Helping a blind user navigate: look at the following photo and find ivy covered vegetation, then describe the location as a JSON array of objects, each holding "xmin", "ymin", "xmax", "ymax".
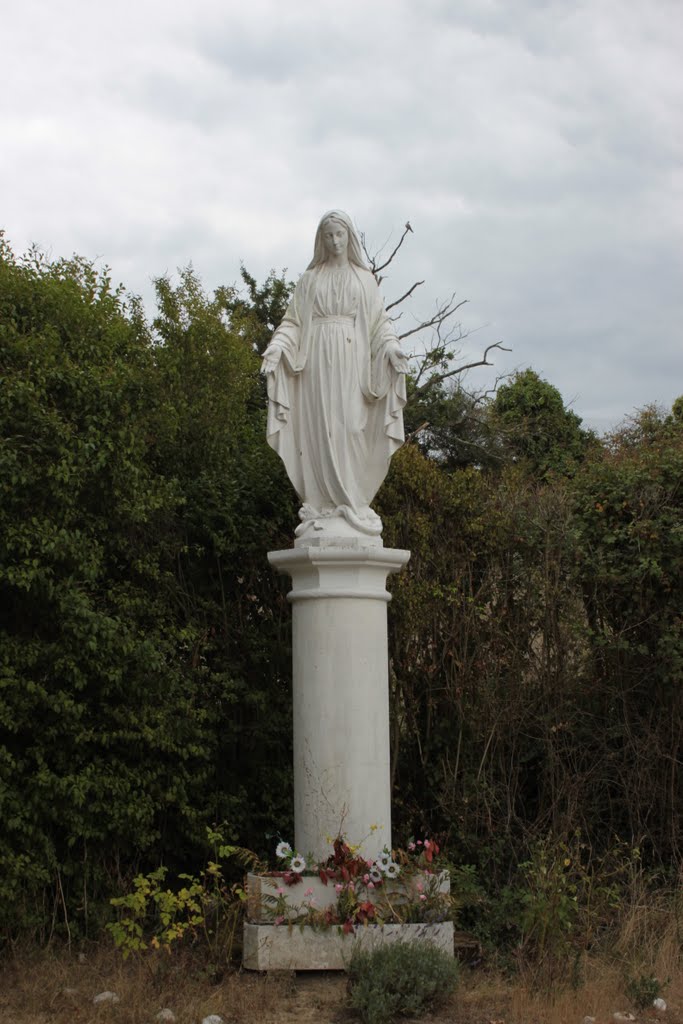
[{"xmin": 1, "ymin": 233, "xmax": 682, "ymax": 953}]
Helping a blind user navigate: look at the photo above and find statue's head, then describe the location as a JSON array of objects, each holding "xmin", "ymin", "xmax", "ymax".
[{"xmin": 307, "ymin": 210, "xmax": 367, "ymax": 270}]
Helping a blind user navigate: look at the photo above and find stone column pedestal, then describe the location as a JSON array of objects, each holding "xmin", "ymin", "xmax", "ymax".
[{"xmin": 269, "ymin": 540, "xmax": 410, "ymax": 863}]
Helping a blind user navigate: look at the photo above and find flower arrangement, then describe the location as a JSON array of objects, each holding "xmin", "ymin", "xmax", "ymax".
[{"xmin": 259, "ymin": 834, "xmax": 451, "ymax": 934}]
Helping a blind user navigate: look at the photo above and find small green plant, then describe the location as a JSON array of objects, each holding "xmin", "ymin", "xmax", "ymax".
[
  {"xmin": 347, "ymin": 941, "xmax": 459, "ymax": 1024},
  {"xmin": 625, "ymin": 971, "xmax": 666, "ymax": 1011},
  {"xmin": 107, "ymin": 828, "xmax": 259, "ymax": 970}
]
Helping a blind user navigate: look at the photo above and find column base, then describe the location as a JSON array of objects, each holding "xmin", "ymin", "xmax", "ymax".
[
  {"xmin": 243, "ymin": 869, "xmax": 453, "ymax": 971},
  {"xmin": 243, "ymin": 921, "xmax": 455, "ymax": 971}
]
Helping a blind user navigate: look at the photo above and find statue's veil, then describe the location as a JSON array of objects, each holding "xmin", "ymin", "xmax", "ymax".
[{"xmin": 307, "ymin": 210, "xmax": 368, "ymax": 270}]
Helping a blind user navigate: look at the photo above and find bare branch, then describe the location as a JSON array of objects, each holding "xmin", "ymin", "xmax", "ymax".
[
  {"xmin": 413, "ymin": 342, "xmax": 511, "ymax": 395},
  {"xmin": 360, "ymin": 218, "xmax": 511, "ymax": 407},
  {"xmin": 361, "ymin": 222, "xmax": 414, "ymax": 283},
  {"xmin": 405, "ymin": 420, "xmax": 431, "ymax": 442},
  {"xmin": 470, "ymin": 373, "xmax": 511, "ymax": 405},
  {"xmin": 373, "ymin": 221, "xmax": 413, "ymax": 275},
  {"xmin": 385, "ymin": 279, "xmax": 425, "ymax": 312},
  {"xmin": 398, "ymin": 296, "xmax": 469, "ymax": 343}
]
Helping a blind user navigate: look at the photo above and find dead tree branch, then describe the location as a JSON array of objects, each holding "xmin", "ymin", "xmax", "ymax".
[
  {"xmin": 361, "ymin": 222, "xmax": 414, "ymax": 285},
  {"xmin": 362, "ymin": 218, "xmax": 510, "ymax": 402},
  {"xmin": 385, "ymin": 279, "xmax": 425, "ymax": 312},
  {"xmin": 397, "ymin": 295, "xmax": 469, "ymax": 343},
  {"xmin": 413, "ymin": 342, "xmax": 511, "ymax": 395}
]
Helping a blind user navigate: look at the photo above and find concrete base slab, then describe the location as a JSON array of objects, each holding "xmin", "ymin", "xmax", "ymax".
[{"xmin": 243, "ymin": 921, "xmax": 455, "ymax": 971}]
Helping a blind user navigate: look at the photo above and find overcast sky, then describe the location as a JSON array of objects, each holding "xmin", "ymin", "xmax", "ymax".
[{"xmin": 3, "ymin": 0, "xmax": 682, "ymax": 433}]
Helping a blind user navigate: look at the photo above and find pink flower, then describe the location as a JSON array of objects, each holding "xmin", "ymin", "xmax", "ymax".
[
  {"xmin": 274, "ymin": 915, "xmax": 285, "ymax": 925},
  {"xmin": 416, "ymin": 881, "xmax": 424, "ymax": 893},
  {"xmin": 424, "ymin": 840, "xmax": 431, "ymax": 849},
  {"xmin": 335, "ymin": 883, "xmax": 343, "ymax": 894},
  {"xmin": 408, "ymin": 842, "xmax": 416, "ymax": 851},
  {"xmin": 276, "ymin": 887, "xmax": 285, "ymax": 896},
  {"xmin": 367, "ymin": 881, "xmax": 375, "ymax": 890},
  {"xmin": 419, "ymin": 894, "xmax": 427, "ymax": 902},
  {"xmin": 304, "ymin": 887, "xmax": 314, "ymax": 897},
  {"xmin": 366, "ymin": 859, "xmax": 374, "ymax": 868},
  {"xmin": 417, "ymin": 840, "xmax": 423, "ymax": 846}
]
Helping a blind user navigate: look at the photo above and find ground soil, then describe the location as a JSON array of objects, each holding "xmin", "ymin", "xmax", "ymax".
[{"xmin": 0, "ymin": 949, "xmax": 680, "ymax": 1024}]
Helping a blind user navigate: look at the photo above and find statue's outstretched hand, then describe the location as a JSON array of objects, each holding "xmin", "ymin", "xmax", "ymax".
[
  {"xmin": 261, "ymin": 347, "xmax": 282, "ymax": 374},
  {"xmin": 388, "ymin": 345, "xmax": 409, "ymax": 374}
]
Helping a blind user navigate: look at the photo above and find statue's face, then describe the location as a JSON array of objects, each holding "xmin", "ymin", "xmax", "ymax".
[{"xmin": 322, "ymin": 221, "xmax": 349, "ymax": 259}]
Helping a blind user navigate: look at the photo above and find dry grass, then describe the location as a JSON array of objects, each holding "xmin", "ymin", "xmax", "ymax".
[
  {"xmin": 0, "ymin": 947, "xmax": 281, "ymax": 1024},
  {"xmin": 1, "ymin": 948, "xmax": 682, "ymax": 1024},
  {"xmin": 2, "ymin": 896, "xmax": 683, "ymax": 1024}
]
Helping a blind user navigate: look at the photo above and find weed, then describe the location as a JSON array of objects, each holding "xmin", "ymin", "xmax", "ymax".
[
  {"xmin": 624, "ymin": 971, "xmax": 666, "ymax": 1011},
  {"xmin": 107, "ymin": 828, "xmax": 259, "ymax": 976}
]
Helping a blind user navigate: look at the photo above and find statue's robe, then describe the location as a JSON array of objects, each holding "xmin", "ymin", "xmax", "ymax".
[{"xmin": 265, "ymin": 264, "xmax": 406, "ymax": 529}]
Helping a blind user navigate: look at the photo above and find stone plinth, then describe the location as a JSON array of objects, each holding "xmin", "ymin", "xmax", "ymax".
[
  {"xmin": 243, "ymin": 921, "xmax": 455, "ymax": 971},
  {"xmin": 268, "ymin": 541, "xmax": 409, "ymax": 863}
]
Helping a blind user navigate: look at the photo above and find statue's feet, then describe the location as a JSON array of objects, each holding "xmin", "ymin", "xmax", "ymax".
[{"xmin": 294, "ymin": 504, "xmax": 383, "ymax": 546}]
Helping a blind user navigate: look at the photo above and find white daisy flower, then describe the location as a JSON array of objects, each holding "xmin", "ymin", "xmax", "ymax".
[
  {"xmin": 384, "ymin": 862, "xmax": 400, "ymax": 880},
  {"xmin": 369, "ymin": 867, "xmax": 383, "ymax": 884},
  {"xmin": 275, "ymin": 840, "xmax": 293, "ymax": 860},
  {"xmin": 376, "ymin": 851, "xmax": 393, "ymax": 872},
  {"xmin": 290, "ymin": 854, "xmax": 306, "ymax": 873}
]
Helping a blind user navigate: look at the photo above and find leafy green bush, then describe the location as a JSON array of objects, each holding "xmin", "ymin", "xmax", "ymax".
[
  {"xmin": 107, "ymin": 828, "xmax": 258, "ymax": 974},
  {"xmin": 347, "ymin": 940, "xmax": 458, "ymax": 1024},
  {"xmin": 0, "ymin": 236, "xmax": 295, "ymax": 942}
]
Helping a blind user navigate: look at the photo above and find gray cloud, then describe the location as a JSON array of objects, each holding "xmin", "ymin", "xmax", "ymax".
[{"xmin": 2, "ymin": 0, "xmax": 681, "ymax": 432}]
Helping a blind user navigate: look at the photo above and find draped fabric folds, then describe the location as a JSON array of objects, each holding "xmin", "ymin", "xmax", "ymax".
[{"xmin": 264, "ymin": 264, "xmax": 406, "ymax": 529}]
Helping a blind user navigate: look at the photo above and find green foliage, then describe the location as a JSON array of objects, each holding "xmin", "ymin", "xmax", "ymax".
[
  {"xmin": 108, "ymin": 829, "xmax": 257, "ymax": 967},
  {"xmin": 0, "ymin": 237, "xmax": 203, "ymax": 935},
  {"xmin": 403, "ymin": 376, "xmax": 501, "ymax": 470},
  {"xmin": 518, "ymin": 839, "xmax": 578, "ymax": 960},
  {"xmin": 0, "ymin": 236, "xmax": 295, "ymax": 942},
  {"xmin": 221, "ymin": 265, "xmax": 294, "ymax": 355},
  {"xmin": 2, "ymin": 227, "xmax": 683, "ymax": 967},
  {"xmin": 376, "ymin": 393, "xmax": 683, "ymax": 882},
  {"xmin": 377, "ymin": 444, "xmax": 585, "ymax": 864},
  {"xmin": 492, "ymin": 368, "xmax": 595, "ymax": 476},
  {"xmin": 439, "ymin": 834, "xmax": 638, "ymax": 980},
  {"xmin": 347, "ymin": 941, "xmax": 459, "ymax": 1024},
  {"xmin": 571, "ymin": 406, "xmax": 683, "ymax": 857},
  {"xmin": 625, "ymin": 972, "xmax": 666, "ymax": 1011}
]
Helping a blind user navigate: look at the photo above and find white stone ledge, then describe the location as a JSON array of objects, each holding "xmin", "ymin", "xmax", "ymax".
[{"xmin": 243, "ymin": 921, "xmax": 455, "ymax": 971}]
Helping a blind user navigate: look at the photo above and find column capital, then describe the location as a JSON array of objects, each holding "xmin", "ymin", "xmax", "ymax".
[{"xmin": 268, "ymin": 545, "xmax": 410, "ymax": 602}]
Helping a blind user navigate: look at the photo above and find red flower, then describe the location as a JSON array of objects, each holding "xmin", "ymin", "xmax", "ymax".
[
  {"xmin": 282, "ymin": 870, "xmax": 303, "ymax": 886},
  {"xmin": 355, "ymin": 900, "xmax": 377, "ymax": 923}
]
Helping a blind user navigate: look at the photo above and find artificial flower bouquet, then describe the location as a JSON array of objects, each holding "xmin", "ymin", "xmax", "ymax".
[{"xmin": 257, "ymin": 835, "xmax": 451, "ymax": 933}]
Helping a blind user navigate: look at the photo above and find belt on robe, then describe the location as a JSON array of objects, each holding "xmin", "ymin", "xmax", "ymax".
[{"xmin": 312, "ymin": 314, "xmax": 356, "ymax": 326}]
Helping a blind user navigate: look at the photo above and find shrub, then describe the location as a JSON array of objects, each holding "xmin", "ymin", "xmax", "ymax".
[
  {"xmin": 625, "ymin": 972, "xmax": 666, "ymax": 1011},
  {"xmin": 347, "ymin": 940, "xmax": 459, "ymax": 1024}
]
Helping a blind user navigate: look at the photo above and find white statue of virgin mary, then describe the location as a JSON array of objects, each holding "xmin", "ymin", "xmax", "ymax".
[{"xmin": 261, "ymin": 211, "xmax": 408, "ymax": 538}]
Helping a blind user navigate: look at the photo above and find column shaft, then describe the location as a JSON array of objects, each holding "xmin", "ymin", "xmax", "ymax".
[{"xmin": 269, "ymin": 544, "xmax": 409, "ymax": 862}]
